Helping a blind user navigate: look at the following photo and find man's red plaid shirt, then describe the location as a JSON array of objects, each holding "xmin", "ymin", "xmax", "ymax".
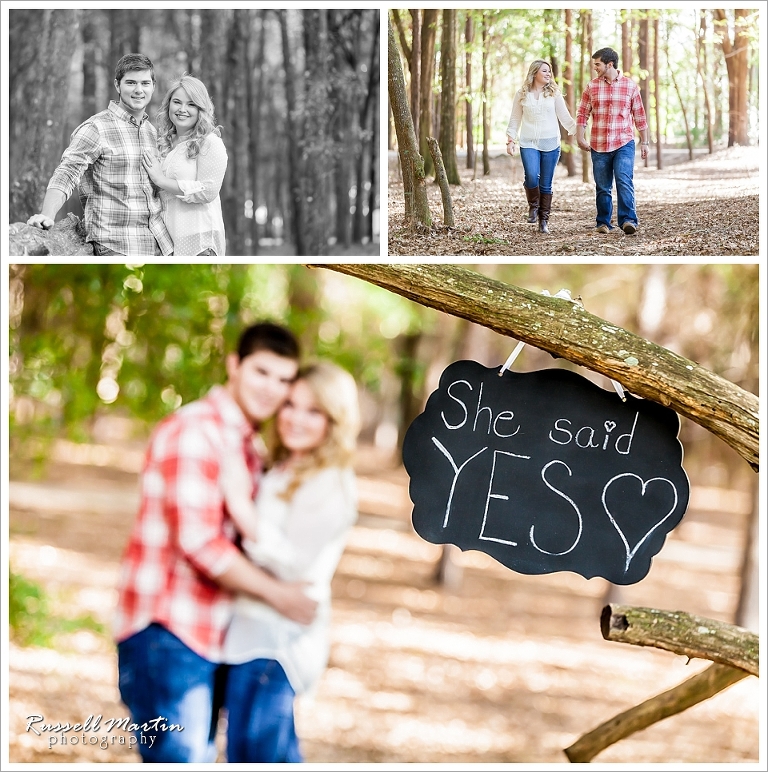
[
  {"xmin": 576, "ymin": 72, "xmax": 648, "ymax": 153},
  {"xmin": 113, "ymin": 386, "xmax": 261, "ymax": 660}
]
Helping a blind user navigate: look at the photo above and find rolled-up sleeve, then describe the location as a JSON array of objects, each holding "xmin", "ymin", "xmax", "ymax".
[
  {"xmin": 161, "ymin": 421, "xmax": 240, "ymax": 578},
  {"xmin": 176, "ymin": 136, "xmax": 228, "ymax": 204},
  {"xmin": 576, "ymin": 86, "xmax": 592, "ymax": 127},
  {"xmin": 47, "ymin": 121, "xmax": 102, "ymax": 198},
  {"xmin": 631, "ymin": 87, "xmax": 648, "ymax": 131}
]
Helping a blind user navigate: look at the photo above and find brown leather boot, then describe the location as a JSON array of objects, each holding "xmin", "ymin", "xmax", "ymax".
[
  {"xmin": 538, "ymin": 192, "xmax": 552, "ymax": 233},
  {"xmin": 524, "ymin": 186, "xmax": 539, "ymax": 223}
]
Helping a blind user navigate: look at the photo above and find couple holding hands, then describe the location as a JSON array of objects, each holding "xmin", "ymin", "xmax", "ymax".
[{"xmin": 506, "ymin": 47, "xmax": 649, "ymax": 236}]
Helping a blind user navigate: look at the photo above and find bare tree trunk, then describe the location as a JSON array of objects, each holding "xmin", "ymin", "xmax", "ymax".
[
  {"xmin": 481, "ymin": 14, "xmax": 490, "ymax": 176},
  {"xmin": 419, "ymin": 10, "xmax": 438, "ymax": 177},
  {"xmin": 409, "ymin": 10, "xmax": 421, "ymax": 143},
  {"xmin": 621, "ymin": 12, "xmax": 632, "ymax": 74},
  {"xmin": 247, "ymin": 11, "xmax": 267, "ymax": 255},
  {"xmin": 8, "ymin": 9, "xmax": 81, "ymax": 223},
  {"xmin": 279, "ymin": 10, "xmax": 307, "ymax": 254},
  {"xmin": 714, "ymin": 8, "xmax": 750, "ymax": 146},
  {"xmin": 388, "ymin": 17, "xmax": 432, "ymax": 229},
  {"xmin": 580, "ymin": 10, "xmax": 592, "ymax": 183},
  {"xmin": 638, "ymin": 15, "xmax": 649, "ymax": 168},
  {"xmin": 562, "ymin": 9, "xmax": 576, "ymax": 176},
  {"xmin": 464, "ymin": 13, "xmax": 475, "ymax": 169},
  {"xmin": 698, "ymin": 11, "xmax": 715, "ymax": 154},
  {"xmin": 426, "ymin": 137, "xmax": 454, "ymax": 226},
  {"xmin": 654, "ymin": 15, "xmax": 663, "ymax": 169},
  {"xmin": 438, "ymin": 10, "xmax": 460, "ymax": 184},
  {"xmin": 734, "ymin": 476, "xmax": 759, "ymax": 631}
]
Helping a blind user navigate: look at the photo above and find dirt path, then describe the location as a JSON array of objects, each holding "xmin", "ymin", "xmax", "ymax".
[
  {"xmin": 7, "ymin": 442, "xmax": 760, "ymax": 763},
  {"xmin": 387, "ymin": 145, "xmax": 759, "ymax": 257}
]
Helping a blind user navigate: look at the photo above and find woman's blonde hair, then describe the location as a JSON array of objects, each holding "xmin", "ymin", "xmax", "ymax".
[
  {"xmin": 520, "ymin": 59, "xmax": 560, "ymax": 99},
  {"xmin": 156, "ymin": 74, "xmax": 221, "ymax": 160},
  {"xmin": 272, "ymin": 360, "xmax": 361, "ymax": 500}
]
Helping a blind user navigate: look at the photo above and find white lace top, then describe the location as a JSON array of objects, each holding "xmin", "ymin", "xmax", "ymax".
[
  {"xmin": 160, "ymin": 134, "xmax": 227, "ymax": 256},
  {"xmin": 223, "ymin": 465, "xmax": 358, "ymax": 695},
  {"xmin": 506, "ymin": 90, "xmax": 577, "ymax": 152}
]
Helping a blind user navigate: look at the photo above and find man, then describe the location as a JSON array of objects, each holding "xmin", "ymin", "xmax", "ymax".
[
  {"xmin": 576, "ymin": 47, "xmax": 649, "ymax": 235},
  {"xmin": 113, "ymin": 322, "xmax": 316, "ymax": 762},
  {"xmin": 26, "ymin": 53, "xmax": 173, "ymax": 256}
]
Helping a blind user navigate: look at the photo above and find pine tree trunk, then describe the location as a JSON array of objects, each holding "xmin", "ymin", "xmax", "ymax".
[
  {"xmin": 388, "ymin": 17, "xmax": 432, "ymax": 230},
  {"xmin": 8, "ymin": 9, "xmax": 81, "ymax": 224},
  {"xmin": 464, "ymin": 14, "xmax": 475, "ymax": 169},
  {"xmin": 438, "ymin": 10, "xmax": 460, "ymax": 185},
  {"xmin": 562, "ymin": 10, "xmax": 576, "ymax": 176},
  {"xmin": 419, "ymin": 10, "xmax": 438, "ymax": 177}
]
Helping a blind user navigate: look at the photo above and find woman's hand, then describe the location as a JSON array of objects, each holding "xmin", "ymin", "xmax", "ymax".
[
  {"xmin": 506, "ymin": 138, "xmax": 517, "ymax": 157},
  {"xmin": 142, "ymin": 150, "xmax": 164, "ymax": 184}
]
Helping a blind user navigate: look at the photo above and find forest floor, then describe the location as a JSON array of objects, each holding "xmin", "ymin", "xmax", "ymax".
[
  {"xmin": 387, "ymin": 144, "xmax": 759, "ymax": 257},
  {"xmin": 6, "ymin": 438, "xmax": 761, "ymax": 764}
]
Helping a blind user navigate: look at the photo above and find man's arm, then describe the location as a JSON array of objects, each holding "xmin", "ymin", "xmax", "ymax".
[
  {"xmin": 27, "ymin": 121, "xmax": 101, "ymax": 229},
  {"xmin": 27, "ymin": 189, "xmax": 67, "ymax": 230},
  {"xmin": 575, "ymin": 86, "xmax": 592, "ymax": 151},
  {"xmin": 215, "ymin": 551, "xmax": 317, "ymax": 625}
]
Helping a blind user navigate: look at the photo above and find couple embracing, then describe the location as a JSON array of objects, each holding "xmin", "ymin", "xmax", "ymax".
[
  {"xmin": 506, "ymin": 47, "xmax": 649, "ymax": 236},
  {"xmin": 27, "ymin": 53, "xmax": 226, "ymax": 256},
  {"xmin": 114, "ymin": 322, "xmax": 361, "ymax": 762}
]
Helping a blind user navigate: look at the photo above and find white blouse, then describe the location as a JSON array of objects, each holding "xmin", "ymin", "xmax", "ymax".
[
  {"xmin": 506, "ymin": 90, "xmax": 577, "ymax": 152},
  {"xmin": 223, "ymin": 465, "xmax": 358, "ymax": 695},
  {"xmin": 160, "ymin": 134, "xmax": 228, "ymax": 256}
]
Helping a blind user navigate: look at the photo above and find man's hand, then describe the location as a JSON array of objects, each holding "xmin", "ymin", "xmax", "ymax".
[
  {"xmin": 26, "ymin": 214, "xmax": 55, "ymax": 230},
  {"xmin": 577, "ymin": 138, "xmax": 591, "ymax": 152},
  {"xmin": 268, "ymin": 580, "xmax": 318, "ymax": 625},
  {"xmin": 640, "ymin": 143, "xmax": 649, "ymax": 160}
]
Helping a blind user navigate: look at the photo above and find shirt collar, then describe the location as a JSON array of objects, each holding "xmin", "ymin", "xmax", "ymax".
[
  {"xmin": 109, "ymin": 99, "xmax": 148, "ymax": 126},
  {"xmin": 600, "ymin": 70, "xmax": 623, "ymax": 85},
  {"xmin": 207, "ymin": 384, "xmax": 255, "ymax": 439}
]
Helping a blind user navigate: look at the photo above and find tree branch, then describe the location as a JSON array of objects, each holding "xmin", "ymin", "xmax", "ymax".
[
  {"xmin": 390, "ymin": 9, "xmax": 411, "ymax": 64},
  {"xmin": 601, "ymin": 604, "xmax": 758, "ymax": 676},
  {"xmin": 312, "ymin": 264, "xmax": 759, "ymax": 471},
  {"xmin": 563, "ymin": 662, "xmax": 749, "ymax": 762}
]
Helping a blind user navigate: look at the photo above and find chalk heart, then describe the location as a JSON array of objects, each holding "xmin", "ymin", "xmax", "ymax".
[
  {"xmin": 604, "ymin": 420, "xmax": 616, "ymax": 433},
  {"xmin": 601, "ymin": 473, "xmax": 678, "ymax": 573}
]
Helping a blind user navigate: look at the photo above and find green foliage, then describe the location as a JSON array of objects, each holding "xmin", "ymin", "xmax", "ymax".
[
  {"xmin": 9, "ymin": 569, "xmax": 105, "ymax": 648},
  {"xmin": 9, "ymin": 264, "xmax": 434, "ymax": 440}
]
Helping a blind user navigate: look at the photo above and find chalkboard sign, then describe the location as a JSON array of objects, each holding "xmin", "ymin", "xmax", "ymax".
[{"xmin": 402, "ymin": 361, "xmax": 690, "ymax": 585}]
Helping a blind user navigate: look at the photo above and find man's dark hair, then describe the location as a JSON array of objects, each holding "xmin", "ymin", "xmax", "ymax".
[
  {"xmin": 237, "ymin": 322, "xmax": 300, "ymax": 362},
  {"xmin": 115, "ymin": 53, "xmax": 156, "ymax": 85},
  {"xmin": 592, "ymin": 47, "xmax": 619, "ymax": 69}
]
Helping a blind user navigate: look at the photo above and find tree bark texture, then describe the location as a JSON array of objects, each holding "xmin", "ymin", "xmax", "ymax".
[
  {"xmin": 561, "ymin": 10, "xmax": 576, "ymax": 176},
  {"xmin": 313, "ymin": 264, "xmax": 759, "ymax": 471},
  {"xmin": 388, "ymin": 18, "xmax": 432, "ymax": 230},
  {"xmin": 563, "ymin": 662, "xmax": 749, "ymax": 762},
  {"xmin": 8, "ymin": 9, "xmax": 81, "ymax": 223},
  {"xmin": 426, "ymin": 137, "xmax": 454, "ymax": 227},
  {"xmin": 409, "ymin": 10, "xmax": 421, "ymax": 143},
  {"xmin": 464, "ymin": 14, "xmax": 474, "ymax": 170},
  {"xmin": 418, "ymin": 10, "xmax": 438, "ymax": 177},
  {"xmin": 714, "ymin": 9, "xmax": 750, "ymax": 146},
  {"xmin": 638, "ymin": 16, "xmax": 649, "ymax": 168},
  {"xmin": 438, "ymin": 10, "xmax": 460, "ymax": 185},
  {"xmin": 601, "ymin": 604, "xmax": 758, "ymax": 676},
  {"xmin": 481, "ymin": 15, "xmax": 490, "ymax": 176}
]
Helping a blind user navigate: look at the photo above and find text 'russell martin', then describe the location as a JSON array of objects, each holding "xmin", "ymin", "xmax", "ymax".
[{"xmin": 26, "ymin": 714, "xmax": 183, "ymax": 750}]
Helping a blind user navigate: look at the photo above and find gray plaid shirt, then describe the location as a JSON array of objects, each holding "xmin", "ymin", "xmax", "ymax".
[{"xmin": 48, "ymin": 101, "xmax": 173, "ymax": 256}]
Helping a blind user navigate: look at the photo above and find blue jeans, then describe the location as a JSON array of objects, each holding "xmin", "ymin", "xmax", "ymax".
[
  {"xmin": 590, "ymin": 141, "xmax": 638, "ymax": 228},
  {"xmin": 520, "ymin": 147, "xmax": 560, "ymax": 194},
  {"xmin": 225, "ymin": 659, "xmax": 302, "ymax": 763},
  {"xmin": 117, "ymin": 624, "xmax": 226, "ymax": 762}
]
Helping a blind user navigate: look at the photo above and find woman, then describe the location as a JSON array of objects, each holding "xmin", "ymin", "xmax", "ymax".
[
  {"xmin": 506, "ymin": 59, "xmax": 576, "ymax": 234},
  {"xmin": 221, "ymin": 360, "xmax": 361, "ymax": 763},
  {"xmin": 142, "ymin": 74, "xmax": 227, "ymax": 256}
]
